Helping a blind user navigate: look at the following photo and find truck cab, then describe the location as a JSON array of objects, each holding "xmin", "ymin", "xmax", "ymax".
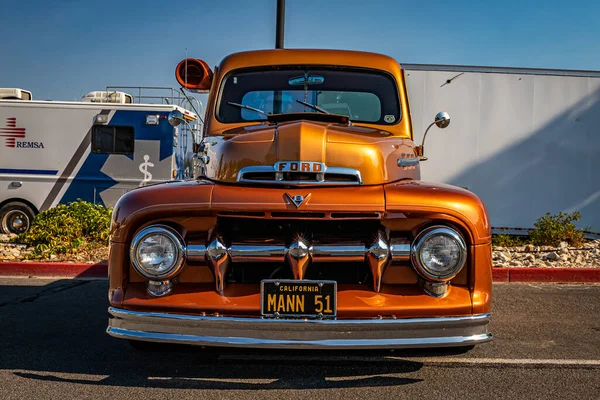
[{"xmin": 107, "ymin": 49, "xmax": 492, "ymax": 350}]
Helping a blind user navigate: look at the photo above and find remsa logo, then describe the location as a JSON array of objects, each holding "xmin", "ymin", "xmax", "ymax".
[{"xmin": 0, "ymin": 118, "xmax": 44, "ymax": 149}]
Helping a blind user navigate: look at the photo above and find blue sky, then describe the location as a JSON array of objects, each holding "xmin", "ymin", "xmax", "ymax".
[{"xmin": 1, "ymin": 0, "xmax": 599, "ymax": 101}]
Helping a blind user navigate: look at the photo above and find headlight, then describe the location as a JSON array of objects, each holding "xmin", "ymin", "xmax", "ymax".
[
  {"xmin": 411, "ymin": 226, "xmax": 467, "ymax": 281},
  {"xmin": 130, "ymin": 225, "xmax": 185, "ymax": 280}
]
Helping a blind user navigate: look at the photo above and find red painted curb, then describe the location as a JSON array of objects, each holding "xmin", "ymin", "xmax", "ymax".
[
  {"xmin": 492, "ymin": 268, "xmax": 509, "ymax": 283},
  {"xmin": 0, "ymin": 262, "xmax": 107, "ymax": 278},
  {"xmin": 504, "ymin": 267, "xmax": 600, "ymax": 283},
  {"xmin": 0, "ymin": 262, "xmax": 598, "ymax": 283}
]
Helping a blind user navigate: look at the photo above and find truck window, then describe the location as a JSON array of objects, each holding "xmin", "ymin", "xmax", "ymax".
[
  {"xmin": 92, "ymin": 125, "xmax": 135, "ymax": 154},
  {"xmin": 239, "ymin": 90, "xmax": 382, "ymax": 122},
  {"xmin": 217, "ymin": 67, "xmax": 400, "ymax": 125}
]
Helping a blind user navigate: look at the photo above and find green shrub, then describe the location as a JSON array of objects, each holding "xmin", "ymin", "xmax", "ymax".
[
  {"xmin": 16, "ymin": 200, "xmax": 112, "ymax": 258},
  {"xmin": 529, "ymin": 211, "xmax": 585, "ymax": 247},
  {"xmin": 492, "ymin": 232, "xmax": 530, "ymax": 247}
]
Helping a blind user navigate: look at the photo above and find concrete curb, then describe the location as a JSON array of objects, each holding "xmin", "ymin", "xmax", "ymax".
[{"xmin": 0, "ymin": 262, "xmax": 599, "ymax": 283}]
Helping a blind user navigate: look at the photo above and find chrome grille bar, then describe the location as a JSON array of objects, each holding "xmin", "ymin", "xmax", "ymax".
[
  {"xmin": 186, "ymin": 235, "xmax": 411, "ymax": 293},
  {"xmin": 312, "ymin": 244, "xmax": 366, "ymax": 262},
  {"xmin": 186, "ymin": 241, "xmax": 410, "ymax": 263},
  {"xmin": 390, "ymin": 242, "xmax": 411, "ymax": 261},
  {"xmin": 229, "ymin": 244, "xmax": 287, "ymax": 262}
]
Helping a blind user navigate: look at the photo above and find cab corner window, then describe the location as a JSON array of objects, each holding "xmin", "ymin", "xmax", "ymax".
[{"xmin": 92, "ymin": 125, "xmax": 134, "ymax": 154}]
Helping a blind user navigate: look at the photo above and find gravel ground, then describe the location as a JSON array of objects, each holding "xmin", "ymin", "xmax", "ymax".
[
  {"xmin": 0, "ymin": 234, "xmax": 108, "ymax": 263},
  {"xmin": 493, "ymin": 240, "xmax": 600, "ymax": 268}
]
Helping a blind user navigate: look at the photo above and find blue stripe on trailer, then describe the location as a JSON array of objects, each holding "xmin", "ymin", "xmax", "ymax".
[
  {"xmin": 0, "ymin": 168, "xmax": 58, "ymax": 175},
  {"xmin": 59, "ymin": 109, "xmax": 174, "ymax": 207}
]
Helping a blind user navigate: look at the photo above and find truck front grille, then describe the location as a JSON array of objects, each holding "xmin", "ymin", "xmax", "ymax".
[{"xmin": 186, "ymin": 218, "xmax": 411, "ymax": 292}]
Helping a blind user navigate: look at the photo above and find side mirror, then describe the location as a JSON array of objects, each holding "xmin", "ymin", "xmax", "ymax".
[
  {"xmin": 434, "ymin": 111, "xmax": 451, "ymax": 129},
  {"xmin": 416, "ymin": 111, "xmax": 451, "ymax": 161},
  {"xmin": 168, "ymin": 110, "xmax": 185, "ymax": 127}
]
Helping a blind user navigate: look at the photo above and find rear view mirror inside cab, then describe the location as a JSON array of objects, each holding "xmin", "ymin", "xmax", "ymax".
[{"xmin": 288, "ymin": 75, "xmax": 325, "ymax": 86}]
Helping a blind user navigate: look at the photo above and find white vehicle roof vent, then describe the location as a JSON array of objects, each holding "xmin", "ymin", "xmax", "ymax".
[
  {"xmin": 81, "ymin": 91, "xmax": 133, "ymax": 104},
  {"xmin": 0, "ymin": 88, "xmax": 33, "ymax": 100}
]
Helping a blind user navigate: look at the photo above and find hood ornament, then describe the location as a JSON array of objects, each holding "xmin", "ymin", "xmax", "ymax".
[{"xmin": 285, "ymin": 193, "xmax": 311, "ymax": 208}]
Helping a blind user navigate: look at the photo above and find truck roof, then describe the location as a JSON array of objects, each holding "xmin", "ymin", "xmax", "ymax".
[{"xmin": 219, "ymin": 49, "xmax": 403, "ymax": 74}]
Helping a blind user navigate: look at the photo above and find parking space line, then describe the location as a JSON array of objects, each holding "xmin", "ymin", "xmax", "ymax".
[
  {"xmin": 149, "ymin": 377, "xmax": 277, "ymax": 384},
  {"xmin": 397, "ymin": 357, "xmax": 600, "ymax": 367},
  {"xmin": 219, "ymin": 354, "xmax": 600, "ymax": 368}
]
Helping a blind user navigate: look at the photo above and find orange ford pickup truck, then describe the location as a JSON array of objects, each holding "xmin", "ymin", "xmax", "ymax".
[{"xmin": 107, "ymin": 49, "xmax": 492, "ymax": 349}]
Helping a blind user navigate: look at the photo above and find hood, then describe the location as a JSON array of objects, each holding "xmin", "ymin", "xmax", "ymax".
[{"xmin": 202, "ymin": 120, "xmax": 419, "ymax": 185}]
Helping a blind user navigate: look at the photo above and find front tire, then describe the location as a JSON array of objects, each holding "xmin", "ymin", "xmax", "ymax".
[{"xmin": 0, "ymin": 202, "xmax": 35, "ymax": 234}]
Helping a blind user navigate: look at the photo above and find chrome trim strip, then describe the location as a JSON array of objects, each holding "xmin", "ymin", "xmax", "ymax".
[
  {"xmin": 109, "ymin": 307, "xmax": 490, "ymax": 325},
  {"xmin": 109, "ymin": 328, "xmax": 491, "ymax": 349},
  {"xmin": 312, "ymin": 244, "xmax": 365, "ymax": 262},
  {"xmin": 236, "ymin": 166, "xmax": 273, "ymax": 180},
  {"xmin": 397, "ymin": 158, "xmax": 420, "ymax": 167},
  {"xmin": 229, "ymin": 244, "xmax": 287, "ymax": 262},
  {"xmin": 238, "ymin": 179, "xmax": 361, "ymax": 185},
  {"xmin": 324, "ymin": 167, "xmax": 363, "ymax": 184},
  {"xmin": 107, "ymin": 307, "xmax": 492, "ymax": 349},
  {"xmin": 186, "ymin": 242, "xmax": 412, "ymax": 264},
  {"xmin": 186, "ymin": 244, "xmax": 207, "ymax": 263},
  {"xmin": 390, "ymin": 242, "xmax": 411, "ymax": 262},
  {"xmin": 237, "ymin": 164, "xmax": 363, "ymax": 185}
]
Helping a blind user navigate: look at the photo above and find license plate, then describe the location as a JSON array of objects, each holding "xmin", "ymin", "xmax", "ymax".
[{"xmin": 260, "ymin": 279, "xmax": 337, "ymax": 318}]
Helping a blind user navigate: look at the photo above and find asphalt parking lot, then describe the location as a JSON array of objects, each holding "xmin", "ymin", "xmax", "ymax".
[{"xmin": 0, "ymin": 279, "xmax": 599, "ymax": 399}]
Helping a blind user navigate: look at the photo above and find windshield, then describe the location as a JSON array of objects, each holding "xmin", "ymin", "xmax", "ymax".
[{"xmin": 217, "ymin": 67, "xmax": 401, "ymax": 125}]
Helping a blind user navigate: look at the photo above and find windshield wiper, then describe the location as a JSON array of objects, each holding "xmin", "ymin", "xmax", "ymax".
[
  {"xmin": 228, "ymin": 102, "xmax": 268, "ymax": 118},
  {"xmin": 296, "ymin": 99, "xmax": 330, "ymax": 114}
]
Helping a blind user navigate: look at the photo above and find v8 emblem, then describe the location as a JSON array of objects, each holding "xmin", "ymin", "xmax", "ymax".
[{"xmin": 284, "ymin": 193, "xmax": 311, "ymax": 208}]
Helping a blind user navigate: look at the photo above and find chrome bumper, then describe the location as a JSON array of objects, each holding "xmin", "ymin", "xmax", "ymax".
[{"xmin": 107, "ymin": 307, "xmax": 492, "ymax": 349}]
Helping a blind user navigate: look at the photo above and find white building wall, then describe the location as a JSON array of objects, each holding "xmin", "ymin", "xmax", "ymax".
[{"xmin": 404, "ymin": 67, "xmax": 600, "ymax": 232}]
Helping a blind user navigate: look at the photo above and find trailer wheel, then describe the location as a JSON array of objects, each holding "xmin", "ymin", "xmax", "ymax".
[{"xmin": 0, "ymin": 202, "xmax": 35, "ymax": 235}]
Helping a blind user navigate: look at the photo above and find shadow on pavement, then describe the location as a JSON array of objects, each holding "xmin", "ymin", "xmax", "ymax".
[{"xmin": 0, "ymin": 279, "xmax": 470, "ymax": 390}]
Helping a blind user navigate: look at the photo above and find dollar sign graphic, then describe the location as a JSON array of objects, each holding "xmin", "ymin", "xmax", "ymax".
[{"xmin": 139, "ymin": 154, "xmax": 154, "ymax": 187}]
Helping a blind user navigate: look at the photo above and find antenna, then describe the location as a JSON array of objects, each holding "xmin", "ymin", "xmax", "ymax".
[{"xmin": 185, "ymin": 48, "xmax": 188, "ymax": 88}]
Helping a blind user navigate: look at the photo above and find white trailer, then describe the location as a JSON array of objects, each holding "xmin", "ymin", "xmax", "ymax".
[
  {"xmin": 404, "ymin": 65, "xmax": 600, "ymax": 233},
  {"xmin": 0, "ymin": 88, "xmax": 201, "ymax": 234}
]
